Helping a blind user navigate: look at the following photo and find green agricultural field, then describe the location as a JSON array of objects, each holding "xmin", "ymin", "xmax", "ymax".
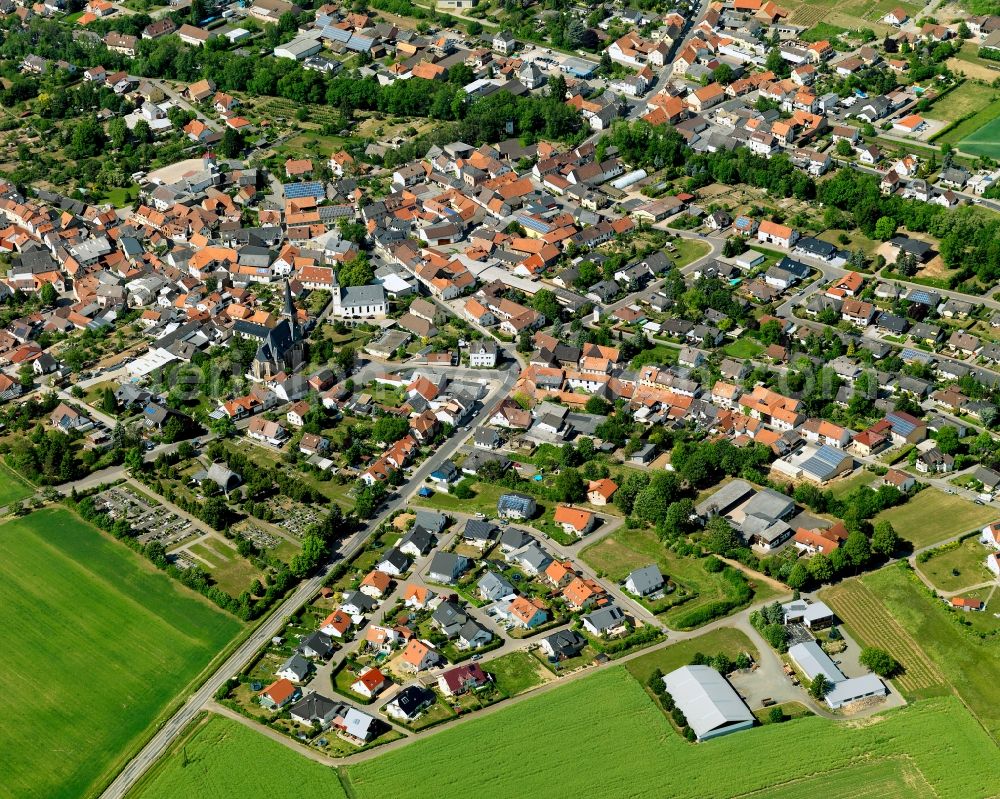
[
  {"xmin": 625, "ymin": 626, "xmax": 758, "ymax": 685},
  {"xmin": 131, "ymin": 714, "xmax": 347, "ymax": 799},
  {"xmin": 860, "ymin": 564, "xmax": 1000, "ymax": 736},
  {"xmin": 917, "ymin": 537, "xmax": 995, "ymax": 593},
  {"xmin": 0, "ymin": 461, "xmax": 34, "ymax": 506},
  {"xmin": 345, "ymin": 668, "xmax": 997, "ymax": 799},
  {"xmin": 483, "ymin": 651, "xmax": 548, "ymax": 696},
  {"xmin": 958, "ymin": 114, "xmax": 1000, "ymax": 158},
  {"xmin": 825, "ymin": 563, "xmax": 1000, "ymax": 737},
  {"xmin": 1, "ymin": 508, "xmax": 242, "ymax": 799},
  {"xmin": 873, "ymin": 488, "xmax": 996, "ymax": 549}
]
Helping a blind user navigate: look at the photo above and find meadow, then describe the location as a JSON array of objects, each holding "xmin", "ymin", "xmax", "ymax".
[
  {"xmin": 916, "ymin": 537, "xmax": 995, "ymax": 593},
  {"xmin": 1, "ymin": 508, "xmax": 242, "ymax": 799},
  {"xmin": 872, "ymin": 488, "xmax": 996, "ymax": 549},
  {"xmin": 131, "ymin": 714, "xmax": 346, "ymax": 799},
  {"xmin": 483, "ymin": 650, "xmax": 548, "ymax": 696},
  {"xmin": 345, "ymin": 669, "xmax": 997, "ymax": 799},
  {"xmin": 0, "ymin": 460, "xmax": 35, "ymax": 505},
  {"xmin": 581, "ymin": 527, "xmax": 777, "ymax": 628},
  {"xmin": 625, "ymin": 627, "xmax": 758, "ymax": 685},
  {"xmin": 824, "ymin": 563, "xmax": 1000, "ymax": 737}
]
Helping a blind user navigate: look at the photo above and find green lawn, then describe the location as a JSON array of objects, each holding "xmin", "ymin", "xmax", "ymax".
[
  {"xmin": 95, "ymin": 183, "xmax": 140, "ymax": 208},
  {"xmin": 131, "ymin": 713, "xmax": 348, "ymax": 799},
  {"xmin": 826, "ymin": 563, "xmax": 1000, "ymax": 738},
  {"xmin": 625, "ymin": 627, "xmax": 758, "ymax": 685},
  {"xmin": 1, "ymin": 508, "xmax": 242, "ymax": 799},
  {"xmin": 917, "ymin": 537, "xmax": 995, "ymax": 593},
  {"xmin": 483, "ymin": 651, "xmax": 547, "ymax": 696},
  {"xmin": 753, "ymin": 701, "xmax": 813, "ymax": 725},
  {"xmin": 631, "ymin": 342, "xmax": 680, "ymax": 368},
  {"xmin": 873, "ymin": 489, "xmax": 996, "ymax": 550},
  {"xmin": 723, "ymin": 338, "xmax": 764, "ymax": 359},
  {"xmin": 0, "ymin": 460, "xmax": 34, "ymax": 506},
  {"xmin": 671, "ymin": 238, "xmax": 711, "ymax": 268},
  {"xmin": 826, "ymin": 469, "xmax": 876, "ymax": 499},
  {"xmin": 344, "ymin": 668, "xmax": 998, "ymax": 799}
]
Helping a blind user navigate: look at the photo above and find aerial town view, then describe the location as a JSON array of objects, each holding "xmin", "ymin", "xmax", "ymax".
[{"xmin": 4, "ymin": 0, "xmax": 1000, "ymax": 795}]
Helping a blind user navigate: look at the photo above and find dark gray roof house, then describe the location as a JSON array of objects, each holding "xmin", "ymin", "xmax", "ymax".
[
  {"xmin": 625, "ymin": 565, "xmax": 664, "ymax": 597},
  {"xmin": 540, "ymin": 629, "xmax": 586, "ymax": 660},
  {"xmin": 399, "ymin": 526, "xmax": 434, "ymax": 558},
  {"xmin": 582, "ymin": 605, "xmax": 626, "ymax": 635},
  {"xmin": 428, "ymin": 552, "xmax": 468, "ymax": 584},
  {"xmin": 462, "ymin": 518, "xmax": 496, "ymax": 547},
  {"xmin": 431, "ymin": 600, "xmax": 469, "ymax": 637},
  {"xmin": 298, "ymin": 630, "xmax": 335, "ymax": 660},
  {"xmin": 277, "ymin": 653, "xmax": 311, "ymax": 682}
]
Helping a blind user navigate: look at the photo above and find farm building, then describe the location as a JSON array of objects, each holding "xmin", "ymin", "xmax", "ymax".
[
  {"xmin": 661, "ymin": 665, "xmax": 755, "ymax": 741},
  {"xmin": 788, "ymin": 641, "xmax": 887, "ymax": 709}
]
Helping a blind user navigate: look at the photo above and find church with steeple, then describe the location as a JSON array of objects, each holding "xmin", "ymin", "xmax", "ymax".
[{"xmin": 250, "ymin": 279, "xmax": 305, "ymax": 381}]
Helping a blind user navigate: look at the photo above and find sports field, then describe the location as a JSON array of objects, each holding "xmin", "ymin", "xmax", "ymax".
[
  {"xmin": 1, "ymin": 508, "xmax": 242, "ymax": 799},
  {"xmin": 872, "ymin": 488, "xmax": 996, "ymax": 549},
  {"xmin": 131, "ymin": 714, "xmax": 346, "ymax": 799},
  {"xmin": 824, "ymin": 563, "xmax": 1000, "ymax": 737}
]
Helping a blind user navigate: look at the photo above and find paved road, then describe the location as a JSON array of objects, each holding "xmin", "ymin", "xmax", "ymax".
[{"xmin": 98, "ymin": 360, "xmax": 519, "ymax": 799}]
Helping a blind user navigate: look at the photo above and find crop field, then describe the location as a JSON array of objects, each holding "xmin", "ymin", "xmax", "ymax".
[
  {"xmin": 1, "ymin": 508, "xmax": 242, "ymax": 799},
  {"xmin": 873, "ymin": 488, "xmax": 996, "ymax": 549},
  {"xmin": 822, "ymin": 575, "xmax": 946, "ymax": 697},
  {"xmin": 344, "ymin": 668, "xmax": 998, "ymax": 799},
  {"xmin": 131, "ymin": 714, "xmax": 347, "ymax": 799},
  {"xmin": 0, "ymin": 461, "xmax": 34, "ymax": 505},
  {"xmin": 958, "ymin": 114, "xmax": 1000, "ymax": 158},
  {"xmin": 834, "ymin": 564, "xmax": 1000, "ymax": 738},
  {"xmin": 782, "ymin": 0, "xmax": 911, "ymax": 30},
  {"xmin": 736, "ymin": 759, "xmax": 935, "ymax": 799}
]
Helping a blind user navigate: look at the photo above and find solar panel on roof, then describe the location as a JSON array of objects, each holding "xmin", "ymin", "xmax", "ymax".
[
  {"xmin": 321, "ymin": 26, "xmax": 351, "ymax": 42},
  {"xmin": 887, "ymin": 413, "xmax": 917, "ymax": 436},
  {"xmin": 283, "ymin": 181, "xmax": 325, "ymax": 199},
  {"xmin": 347, "ymin": 35, "xmax": 374, "ymax": 51},
  {"xmin": 517, "ymin": 216, "xmax": 550, "ymax": 233}
]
